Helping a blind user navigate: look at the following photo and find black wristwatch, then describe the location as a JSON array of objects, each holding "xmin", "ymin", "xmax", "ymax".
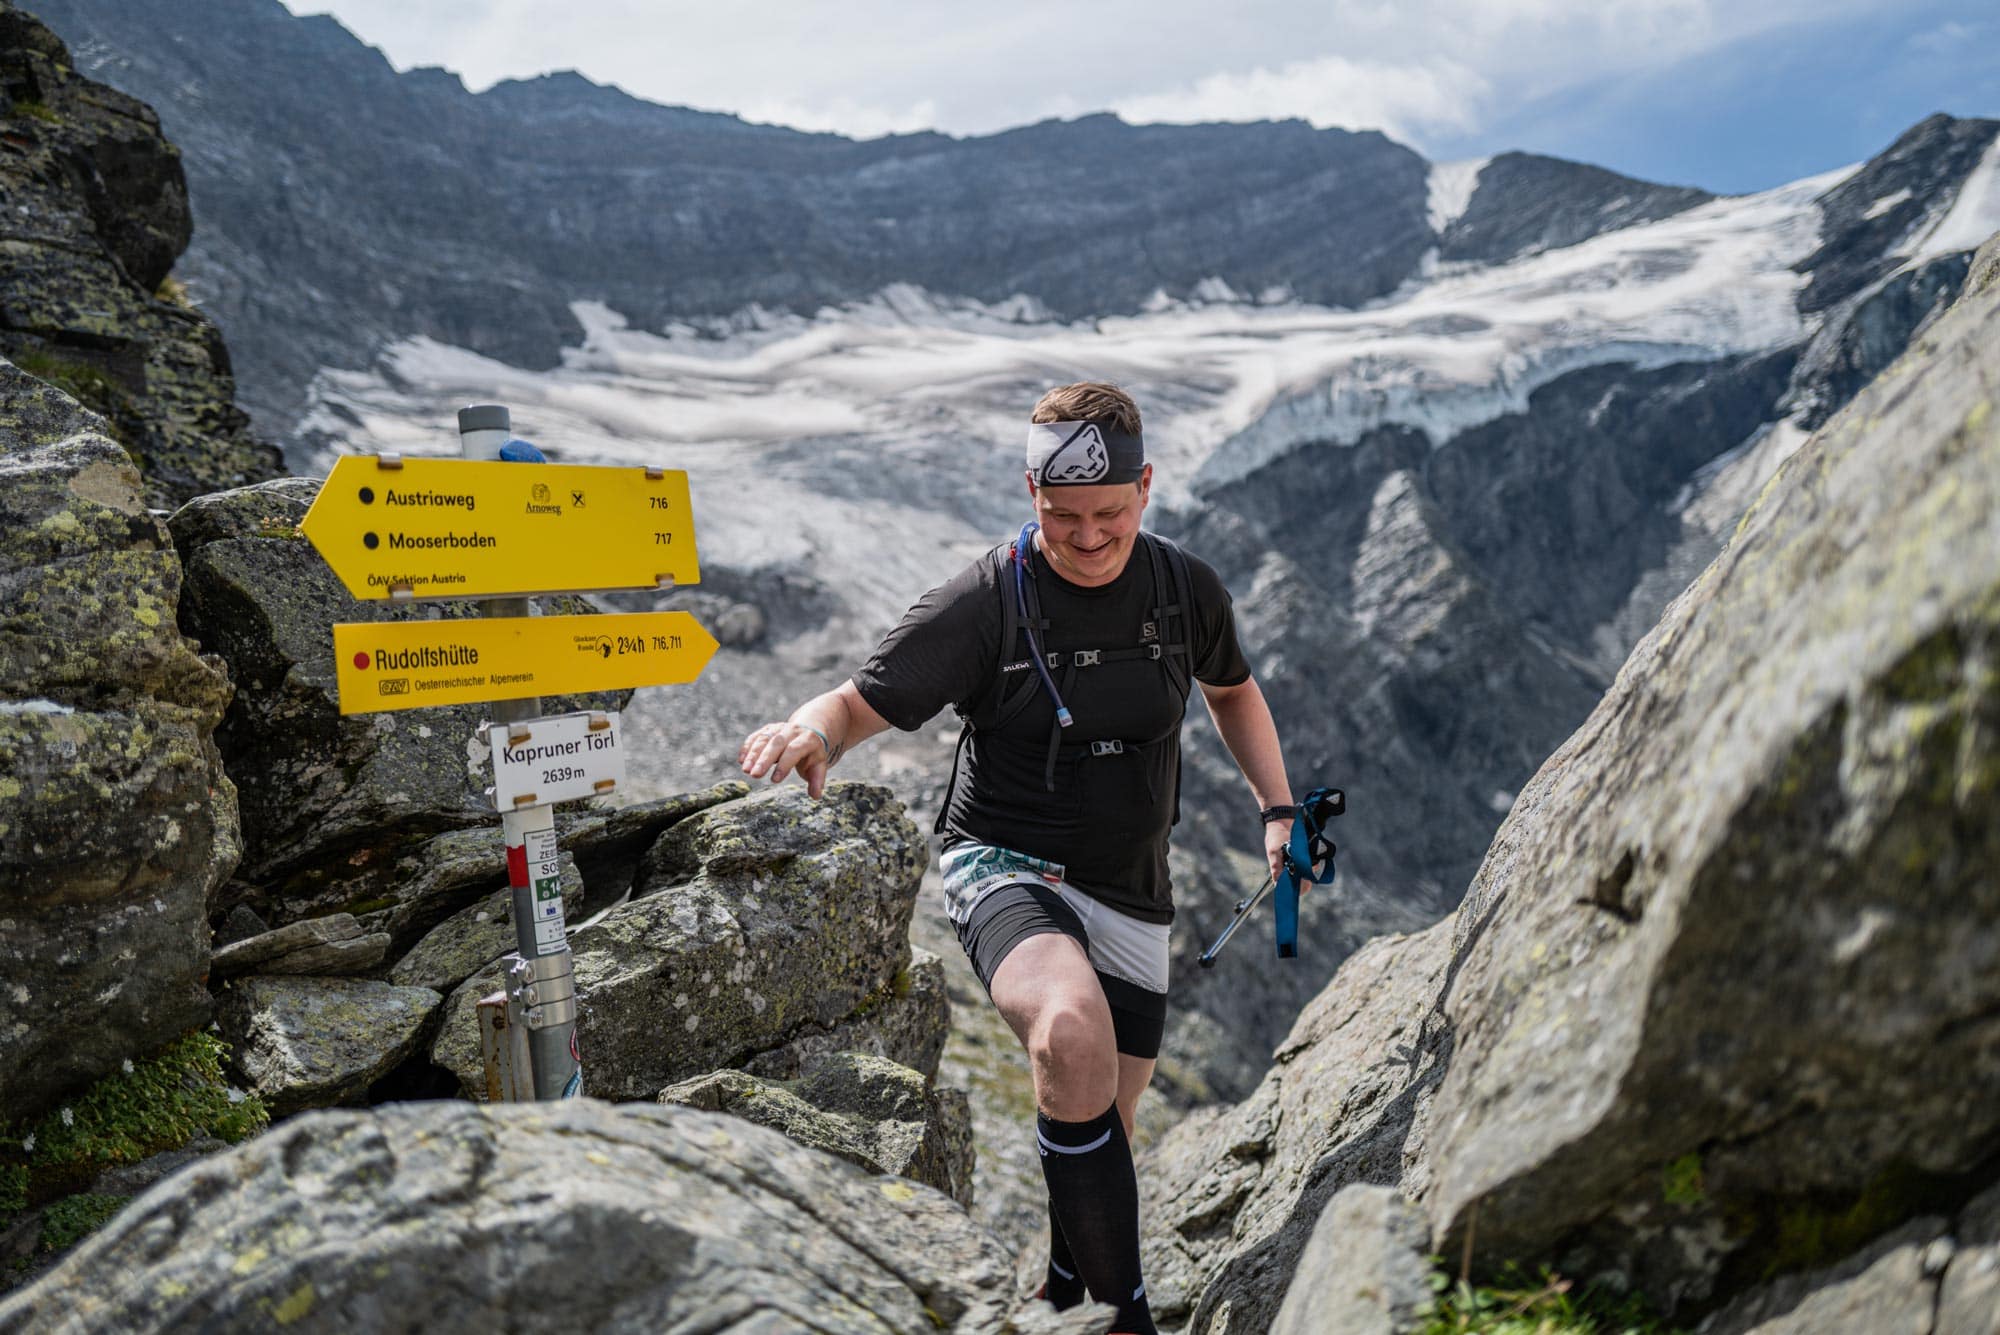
[{"xmin": 1259, "ymin": 804, "xmax": 1296, "ymax": 824}]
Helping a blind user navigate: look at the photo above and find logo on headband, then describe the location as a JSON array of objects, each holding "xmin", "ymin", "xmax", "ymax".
[{"xmin": 1042, "ymin": 423, "xmax": 1110, "ymax": 483}]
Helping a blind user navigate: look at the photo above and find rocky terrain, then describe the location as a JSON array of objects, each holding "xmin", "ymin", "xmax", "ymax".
[
  {"xmin": 1139, "ymin": 233, "xmax": 2000, "ymax": 1332},
  {"xmin": 19, "ymin": 8, "xmax": 1999, "ymax": 1134},
  {"xmin": 0, "ymin": 19, "xmax": 1006, "ymax": 1318},
  {"xmin": 31, "ymin": 0, "xmax": 1718, "ymax": 437},
  {"xmin": 0, "ymin": 3, "xmax": 278, "ymax": 506},
  {"xmin": 2, "ymin": 4, "xmax": 1998, "ymax": 1330},
  {"xmin": 1, "ymin": 174, "xmax": 1992, "ymax": 1335}
]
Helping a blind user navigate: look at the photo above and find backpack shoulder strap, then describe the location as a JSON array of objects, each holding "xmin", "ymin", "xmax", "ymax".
[
  {"xmin": 985, "ymin": 539, "xmax": 1047, "ymax": 731},
  {"xmin": 936, "ymin": 538, "xmax": 1043, "ymax": 831},
  {"xmin": 1143, "ymin": 531, "xmax": 1196, "ymax": 701}
]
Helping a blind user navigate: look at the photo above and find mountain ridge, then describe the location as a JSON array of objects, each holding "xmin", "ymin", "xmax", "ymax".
[{"xmin": 33, "ymin": 0, "xmax": 1717, "ymax": 438}]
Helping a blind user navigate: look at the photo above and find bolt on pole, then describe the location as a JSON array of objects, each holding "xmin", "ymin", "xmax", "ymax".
[{"xmin": 461, "ymin": 402, "xmax": 581, "ymax": 1101}]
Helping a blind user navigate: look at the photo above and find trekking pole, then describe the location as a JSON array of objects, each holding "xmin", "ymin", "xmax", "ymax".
[
  {"xmin": 461, "ymin": 403, "xmax": 581, "ymax": 1101},
  {"xmin": 1197, "ymin": 869, "xmax": 1277, "ymax": 968},
  {"xmin": 1198, "ymin": 787, "xmax": 1345, "ymax": 967}
]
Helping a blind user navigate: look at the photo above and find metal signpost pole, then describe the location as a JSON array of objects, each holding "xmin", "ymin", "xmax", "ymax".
[{"xmin": 459, "ymin": 403, "xmax": 581, "ymax": 1101}]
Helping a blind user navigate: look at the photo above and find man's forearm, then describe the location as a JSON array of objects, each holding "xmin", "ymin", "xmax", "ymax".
[
  {"xmin": 1204, "ymin": 677, "xmax": 1291, "ymax": 808},
  {"xmin": 789, "ymin": 680, "xmax": 892, "ymax": 768},
  {"xmin": 788, "ymin": 690, "xmax": 853, "ymax": 767}
]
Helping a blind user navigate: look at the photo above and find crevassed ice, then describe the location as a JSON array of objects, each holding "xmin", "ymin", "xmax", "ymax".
[{"xmin": 300, "ymin": 164, "xmax": 1857, "ymax": 624}]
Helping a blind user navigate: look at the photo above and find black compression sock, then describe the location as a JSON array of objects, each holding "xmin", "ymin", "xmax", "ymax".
[
  {"xmin": 1036, "ymin": 1105, "xmax": 1157, "ymax": 1335},
  {"xmin": 1044, "ymin": 1199, "xmax": 1086, "ymax": 1309}
]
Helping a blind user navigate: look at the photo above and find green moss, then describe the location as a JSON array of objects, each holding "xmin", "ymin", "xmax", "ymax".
[
  {"xmin": 1422, "ymin": 1262, "xmax": 1686, "ymax": 1334},
  {"xmin": 1707, "ymin": 1157, "xmax": 1991, "ymax": 1299},
  {"xmin": 14, "ymin": 350, "xmax": 122, "ymax": 416},
  {"xmin": 11, "ymin": 99, "xmax": 59, "ymax": 124},
  {"xmin": 1755, "ymin": 1161, "xmax": 1948, "ymax": 1278},
  {"xmin": 1661, "ymin": 1153, "xmax": 1706, "ymax": 1208},
  {"xmin": 1879, "ymin": 623, "xmax": 1965, "ymax": 704},
  {"xmin": 37, "ymin": 1192, "xmax": 128, "ymax": 1253},
  {"xmin": 0, "ymin": 1031, "xmax": 269, "ymax": 1227},
  {"xmin": 339, "ymin": 895, "xmax": 398, "ymax": 916},
  {"xmin": 0, "ymin": 1163, "xmax": 25, "ymax": 1216}
]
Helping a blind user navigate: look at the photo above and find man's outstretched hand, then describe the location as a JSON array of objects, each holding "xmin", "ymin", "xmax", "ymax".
[{"xmin": 739, "ymin": 722, "xmax": 831, "ymax": 799}]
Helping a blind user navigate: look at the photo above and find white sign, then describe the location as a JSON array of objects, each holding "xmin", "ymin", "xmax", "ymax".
[{"xmin": 486, "ymin": 710, "xmax": 625, "ymax": 812}]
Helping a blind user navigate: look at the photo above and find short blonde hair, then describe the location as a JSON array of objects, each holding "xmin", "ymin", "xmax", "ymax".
[{"xmin": 1031, "ymin": 382, "xmax": 1142, "ymax": 436}]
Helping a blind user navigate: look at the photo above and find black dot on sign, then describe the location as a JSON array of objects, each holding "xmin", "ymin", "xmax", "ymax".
[
  {"xmin": 358, "ymin": 487, "xmax": 375, "ymax": 504},
  {"xmin": 363, "ymin": 532, "xmax": 379, "ymax": 550}
]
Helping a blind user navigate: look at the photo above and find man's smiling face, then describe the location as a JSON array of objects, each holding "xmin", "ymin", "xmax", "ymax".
[{"xmin": 1027, "ymin": 464, "xmax": 1153, "ymax": 587}]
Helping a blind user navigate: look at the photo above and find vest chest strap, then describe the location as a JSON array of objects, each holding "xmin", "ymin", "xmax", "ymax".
[{"xmin": 1045, "ymin": 644, "xmax": 1165, "ymax": 669}]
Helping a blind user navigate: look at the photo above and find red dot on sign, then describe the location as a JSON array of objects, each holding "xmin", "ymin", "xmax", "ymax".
[{"xmin": 352, "ymin": 653, "xmax": 369, "ymax": 670}]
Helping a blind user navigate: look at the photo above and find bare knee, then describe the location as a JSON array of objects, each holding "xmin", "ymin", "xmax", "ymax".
[{"xmin": 1030, "ymin": 1000, "xmax": 1118, "ymax": 1121}]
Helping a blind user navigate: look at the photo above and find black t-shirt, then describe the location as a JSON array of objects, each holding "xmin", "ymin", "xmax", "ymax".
[{"xmin": 854, "ymin": 533, "xmax": 1250, "ymax": 922}]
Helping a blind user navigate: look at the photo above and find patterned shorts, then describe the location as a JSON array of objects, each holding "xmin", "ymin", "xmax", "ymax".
[{"xmin": 939, "ymin": 842, "xmax": 1169, "ymax": 1058}]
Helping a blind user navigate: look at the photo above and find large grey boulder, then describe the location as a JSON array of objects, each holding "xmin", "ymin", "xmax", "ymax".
[
  {"xmin": 1272, "ymin": 1185, "xmax": 1433, "ymax": 1335},
  {"xmin": 430, "ymin": 783, "xmax": 927, "ymax": 1099},
  {"xmin": 1144, "ymin": 235, "xmax": 2000, "ymax": 1329},
  {"xmin": 742, "ymin": 946, "xmax": 951, "ymax": 1084},
  {"xmin": 0, "ymin": 6, "xmax": 280, "ymax": 509},
  {"xmin": 1418, "ymin": 232, "xmax": 2000, "ymax": 1305},
  {"xmin": 214, "ymin": 975, "xmax": 442, "ymax": 1115},
  {"xmin": 663, "ymin": 1050, "xmax": 974, "ymax": 1206},
  {"xmin": 0, "ymin": 1100, "xmax": 1024, "ymax": 1333},
  {"xmin": 0, "ymin": 365, "xmax": 237, "ymax": 1125},
  {"xmin": 1140, "ymin": 922, "xmax": 1453, "ymax": 1332},
  {"xmin": 167, "ymin": 478, "xmax": 629, "ymax": 924}
]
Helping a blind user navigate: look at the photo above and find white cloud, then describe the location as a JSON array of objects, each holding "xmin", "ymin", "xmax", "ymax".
[
  {"xmin": 1905, "ymin": 20, "xmax": 1980, "ymax": 55},
  {"xmin": 733, "ymin": 96, "xmax": 940, "ymax": 141},
  {"xmin": 1112, "ymin": 55, "xmax": 1491, "ymax": 145},
  {"xmin": 295, "ymin": 0, "xmax": 1933, "ymax": 151}
]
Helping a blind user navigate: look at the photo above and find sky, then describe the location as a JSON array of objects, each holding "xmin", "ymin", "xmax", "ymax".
[{"xmin": 293, "ymin": 0, "xmax": 1997, "ymax": 194}]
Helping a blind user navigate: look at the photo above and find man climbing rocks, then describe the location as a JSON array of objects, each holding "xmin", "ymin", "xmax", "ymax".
[{"xmin": 740, "ymin": 382, "xmax": 1294, "ymax": 1334}]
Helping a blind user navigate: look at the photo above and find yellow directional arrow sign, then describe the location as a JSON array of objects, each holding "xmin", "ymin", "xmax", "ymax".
[
  {"xmin": 302, "ymin": 455, "xmax": 701, "ymax": 600},
  {"xmin": 332, "ymin": 611, "xmax": 718, "ymax": 715}
]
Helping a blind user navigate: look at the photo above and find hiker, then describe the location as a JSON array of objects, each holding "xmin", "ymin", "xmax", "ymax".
[{"xmin": 739, "ymin": 382, "xmax": 1293, "ymax": 1335}]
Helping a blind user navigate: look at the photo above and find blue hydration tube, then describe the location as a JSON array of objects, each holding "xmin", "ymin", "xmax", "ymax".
[{"xmin": 1013, "ymin": 520, "xmax": 1073, "ymax": 729}]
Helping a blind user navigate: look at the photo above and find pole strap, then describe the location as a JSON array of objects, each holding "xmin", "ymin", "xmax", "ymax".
[{"xmin": 1273, "ymin": 786, "xmax": 1344, "ymax": 957}]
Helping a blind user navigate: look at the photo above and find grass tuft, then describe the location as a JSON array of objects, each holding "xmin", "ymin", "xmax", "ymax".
[
  {"xmin": 0, "ymin": 1031, "xmax": 269, "ymax": 1229},
  {"xmin": 37, "ymin": 1193, "xmax": 129, "ymax": 1254},
  {"xmin": 1422, "ymin": 1263, "xmax": 1687, "ymax": 1335}
]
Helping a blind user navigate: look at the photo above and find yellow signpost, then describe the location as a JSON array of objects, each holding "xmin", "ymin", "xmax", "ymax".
[
  {"xmin": 332, "ymin": 611, "xmax": 719, "ymax": 715},
  {"xmin": 307, "ymin": 415, "xmax": 719, "ymax": 1106},
  {"xmin": 302, "ymin": 455, "xmax": 701, "ymax": 600}
]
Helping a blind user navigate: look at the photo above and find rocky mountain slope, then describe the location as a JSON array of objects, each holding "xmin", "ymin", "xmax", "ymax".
[
  {"xmin": 34, "ymin": 0, "xmax": 1713, "ymax": 437},
  {"xmin": 27, "ymin": 0, "xmax": 2000, "ymax": 1191},
  {"xmin": 0, "ymin": 2, "xmax": 278, "ymax": 505},
  {"xmin": 246, "ymin": 109, "xmax": 1998, "ymax": 1121},
  {"xmin": 1142, "ymin": 229, "xmax": 2000, "ymax": 1334},
  {"xmin": 1, "ymin": 176, "xmax": 1991, "ymax": 1335},
  {"xmin": 12, "ymin": 0, "xmax": 2000, "ymax": 1271}
]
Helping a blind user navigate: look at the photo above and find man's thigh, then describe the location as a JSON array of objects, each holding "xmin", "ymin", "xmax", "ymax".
[{"xmin": 989, "ymin": 929, "xmax": 1114, "ymax": 1047}]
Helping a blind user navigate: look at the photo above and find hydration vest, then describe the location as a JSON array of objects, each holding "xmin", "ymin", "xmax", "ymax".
[{"xmin": 935, "ymin": 531, "xmax": 1197, "ymax": 835}]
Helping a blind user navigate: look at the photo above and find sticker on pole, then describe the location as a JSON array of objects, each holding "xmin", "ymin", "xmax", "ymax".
[
  {"xmin": 524, "ymin": 823, "xmax": 567, "ymax": 950},
  {"xmin": 487, "ymin": 710, "xmax": 625, "ymax": 811}
]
